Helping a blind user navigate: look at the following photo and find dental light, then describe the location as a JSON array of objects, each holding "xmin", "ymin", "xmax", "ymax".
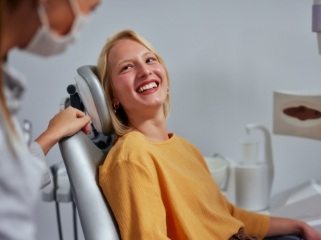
[{"xmin": 312, "ymin": 0, "xmax": 321, "ymax": 54}]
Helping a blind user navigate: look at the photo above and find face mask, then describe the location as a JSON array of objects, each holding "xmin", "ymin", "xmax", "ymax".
[{"xmin": 25, "ymin": 0, "xmax": 88, "ymax": 57}]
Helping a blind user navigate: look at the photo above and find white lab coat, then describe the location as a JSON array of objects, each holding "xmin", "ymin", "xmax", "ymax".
[{"xmin": 0, "ymin": 63, "xmax": 50, "ymax": 240}]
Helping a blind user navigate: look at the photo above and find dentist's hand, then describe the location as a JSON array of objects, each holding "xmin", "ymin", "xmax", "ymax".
[{"xmin": 35, "ymin": 106, "xmax": 91, "ymax": 155}]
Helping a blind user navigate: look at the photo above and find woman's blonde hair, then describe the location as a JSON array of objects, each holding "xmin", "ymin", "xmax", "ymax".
[{"xmin": 97, "ymin": 29, "xmax": 171, "ymax": 137}]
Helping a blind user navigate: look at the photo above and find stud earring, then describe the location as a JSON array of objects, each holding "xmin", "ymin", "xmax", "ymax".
[{"xmin": 113, "ymin": 103, "xmax": 119, "ymax": 113}]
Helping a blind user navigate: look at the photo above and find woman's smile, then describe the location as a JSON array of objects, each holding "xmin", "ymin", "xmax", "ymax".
[{"xmin": 136, "ymin": 81, "xmax": 159, "ymax": 94}]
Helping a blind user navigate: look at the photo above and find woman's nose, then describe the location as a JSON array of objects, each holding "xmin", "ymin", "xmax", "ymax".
[{"xmin": 137, "ymin": 64, "xmax": 152, "ymax": 78}]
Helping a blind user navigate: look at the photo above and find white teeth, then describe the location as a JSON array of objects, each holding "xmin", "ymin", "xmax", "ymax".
[{"xmin": 137, "ymin": 82, "xmax": 157, "ymax": 93}]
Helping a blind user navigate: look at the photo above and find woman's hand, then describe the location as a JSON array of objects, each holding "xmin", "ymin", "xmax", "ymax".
[
  {"xmin": 35, "ymin": 106, "xmax": 91, "ymax": 155},
  {"xmin": 299, "ymin": 221, "xmax": 321, "ymax": 240},
  {"xmin": 267, "ymin": 217, "xmax": 321, "ymax": 240}
]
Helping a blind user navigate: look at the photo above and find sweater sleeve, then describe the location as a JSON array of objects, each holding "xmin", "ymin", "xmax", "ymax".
[
  {"xmin": 99, "ymin": 159, "xmax": 170, "ymax": 240},
  {"xmin": 225, "ymin": 198, "xmax": 270, "ymax": 239}
]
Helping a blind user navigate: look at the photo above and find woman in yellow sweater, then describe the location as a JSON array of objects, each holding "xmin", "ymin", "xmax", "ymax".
[{"xmin": 97, "ymin": 29, "xmax": 321, "ymax": 240}]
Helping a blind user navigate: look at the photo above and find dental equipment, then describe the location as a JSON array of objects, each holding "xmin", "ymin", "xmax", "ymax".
[
  {"xmin": 42, "ymin": 65, "xmax": 118, "ymax": 240},
  {"xmin": 58, "ymin": 65, "xmax": 119, "ymax": 240},
  {"xmin": 270, "ymin": 90, "xmax": 321, "ymax": 232}
]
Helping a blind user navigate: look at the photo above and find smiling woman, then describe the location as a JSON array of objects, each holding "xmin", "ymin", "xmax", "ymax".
[{"xmin": 96, "ymin": 29, "xmax": 321, "ymax": 240}]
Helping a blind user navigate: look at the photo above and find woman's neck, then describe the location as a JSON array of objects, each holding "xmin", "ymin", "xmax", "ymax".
[{"xmin": 129, "ymin": 115, "xmax": 169, "ymax": 142}]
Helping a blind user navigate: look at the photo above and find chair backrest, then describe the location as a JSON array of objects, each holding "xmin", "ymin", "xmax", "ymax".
[{"xmin": 59, "ymin": 65, "xmax": 120, "ymax": 240}]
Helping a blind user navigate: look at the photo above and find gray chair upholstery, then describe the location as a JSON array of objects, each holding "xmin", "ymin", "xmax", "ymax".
[{"xmin": 59, "ymin": 65, "xmax": 120, "ymax": 240}]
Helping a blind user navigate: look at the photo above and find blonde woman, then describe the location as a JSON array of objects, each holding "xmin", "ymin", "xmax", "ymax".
[
  {"xmin": 0, "ymin": 0, "xmax": 100, "ymax": 239},
  {"xmin": 98, "ymin": 30, "xmax": 321, "ymax": 240}
]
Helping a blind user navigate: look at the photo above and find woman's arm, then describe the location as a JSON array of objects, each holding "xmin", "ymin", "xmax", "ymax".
[
  {"xmin": 266, "ymin": 217, "xmax": 321, "ymax": 239},
  {"xmin": 35, "ymin": 106, "xmax": 91, "ymax": 155}
]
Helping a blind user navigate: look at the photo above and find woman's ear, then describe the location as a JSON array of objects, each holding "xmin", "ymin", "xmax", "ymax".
[
  {"xmin": 112, "ymin": 98, "xmax": 120, "ymax": 113},
  {"xmin": 112, "ymin": 89, "xmax": 119, "ymax": 103},
  {"xmin": 112, "ymin": 97, "xmax": 119, "ymax": 105}
]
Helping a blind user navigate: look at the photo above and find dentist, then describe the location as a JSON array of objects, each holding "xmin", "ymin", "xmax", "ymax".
[{"xmin": 0, "ymin": 0, "xmax": 100, "ymax": 239}]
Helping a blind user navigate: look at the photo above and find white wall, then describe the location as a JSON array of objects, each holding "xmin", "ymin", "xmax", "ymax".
[{"xmin": 10, "ymin": 0, "xmax": 321, "ymax": 239}]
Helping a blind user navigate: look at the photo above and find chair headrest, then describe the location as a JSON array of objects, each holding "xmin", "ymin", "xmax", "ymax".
[{"xmin": 74, "ymin": 65, "xmax": 113, "ymax": 136}]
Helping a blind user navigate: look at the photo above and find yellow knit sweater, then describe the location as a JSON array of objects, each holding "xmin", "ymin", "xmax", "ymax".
[{"xmin": 99, "ymin": 132, "xmax": 270, "ymax": 240}]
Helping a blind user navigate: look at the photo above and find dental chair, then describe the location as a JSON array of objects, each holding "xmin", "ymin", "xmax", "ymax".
[
  {"xmin": 58, "ymin": 65, "xmax": 301, "ymax": 240},
  {"xmin": 58, "ymin": 65, "xmax": 120, "ymax": 240}
]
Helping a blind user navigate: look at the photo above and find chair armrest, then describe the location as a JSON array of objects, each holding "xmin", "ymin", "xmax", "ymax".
[{"xmin": 59, "ymin": 131, "xmax": 120, "ymax": 240}]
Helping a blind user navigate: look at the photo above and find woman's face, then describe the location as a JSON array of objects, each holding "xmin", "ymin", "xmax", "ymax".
[{"xmin": 108, "ymin": 39, "xmax": 168, "ymax": 120}]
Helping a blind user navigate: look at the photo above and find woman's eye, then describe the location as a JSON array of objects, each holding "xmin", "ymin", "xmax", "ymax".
[
  {"xmin": 121, "ymin": 65, "xmax": 132, "ymax": 72},
  {"xmin": 146, "ymin": 57, "xmax": 157, "ymax": 63}
]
